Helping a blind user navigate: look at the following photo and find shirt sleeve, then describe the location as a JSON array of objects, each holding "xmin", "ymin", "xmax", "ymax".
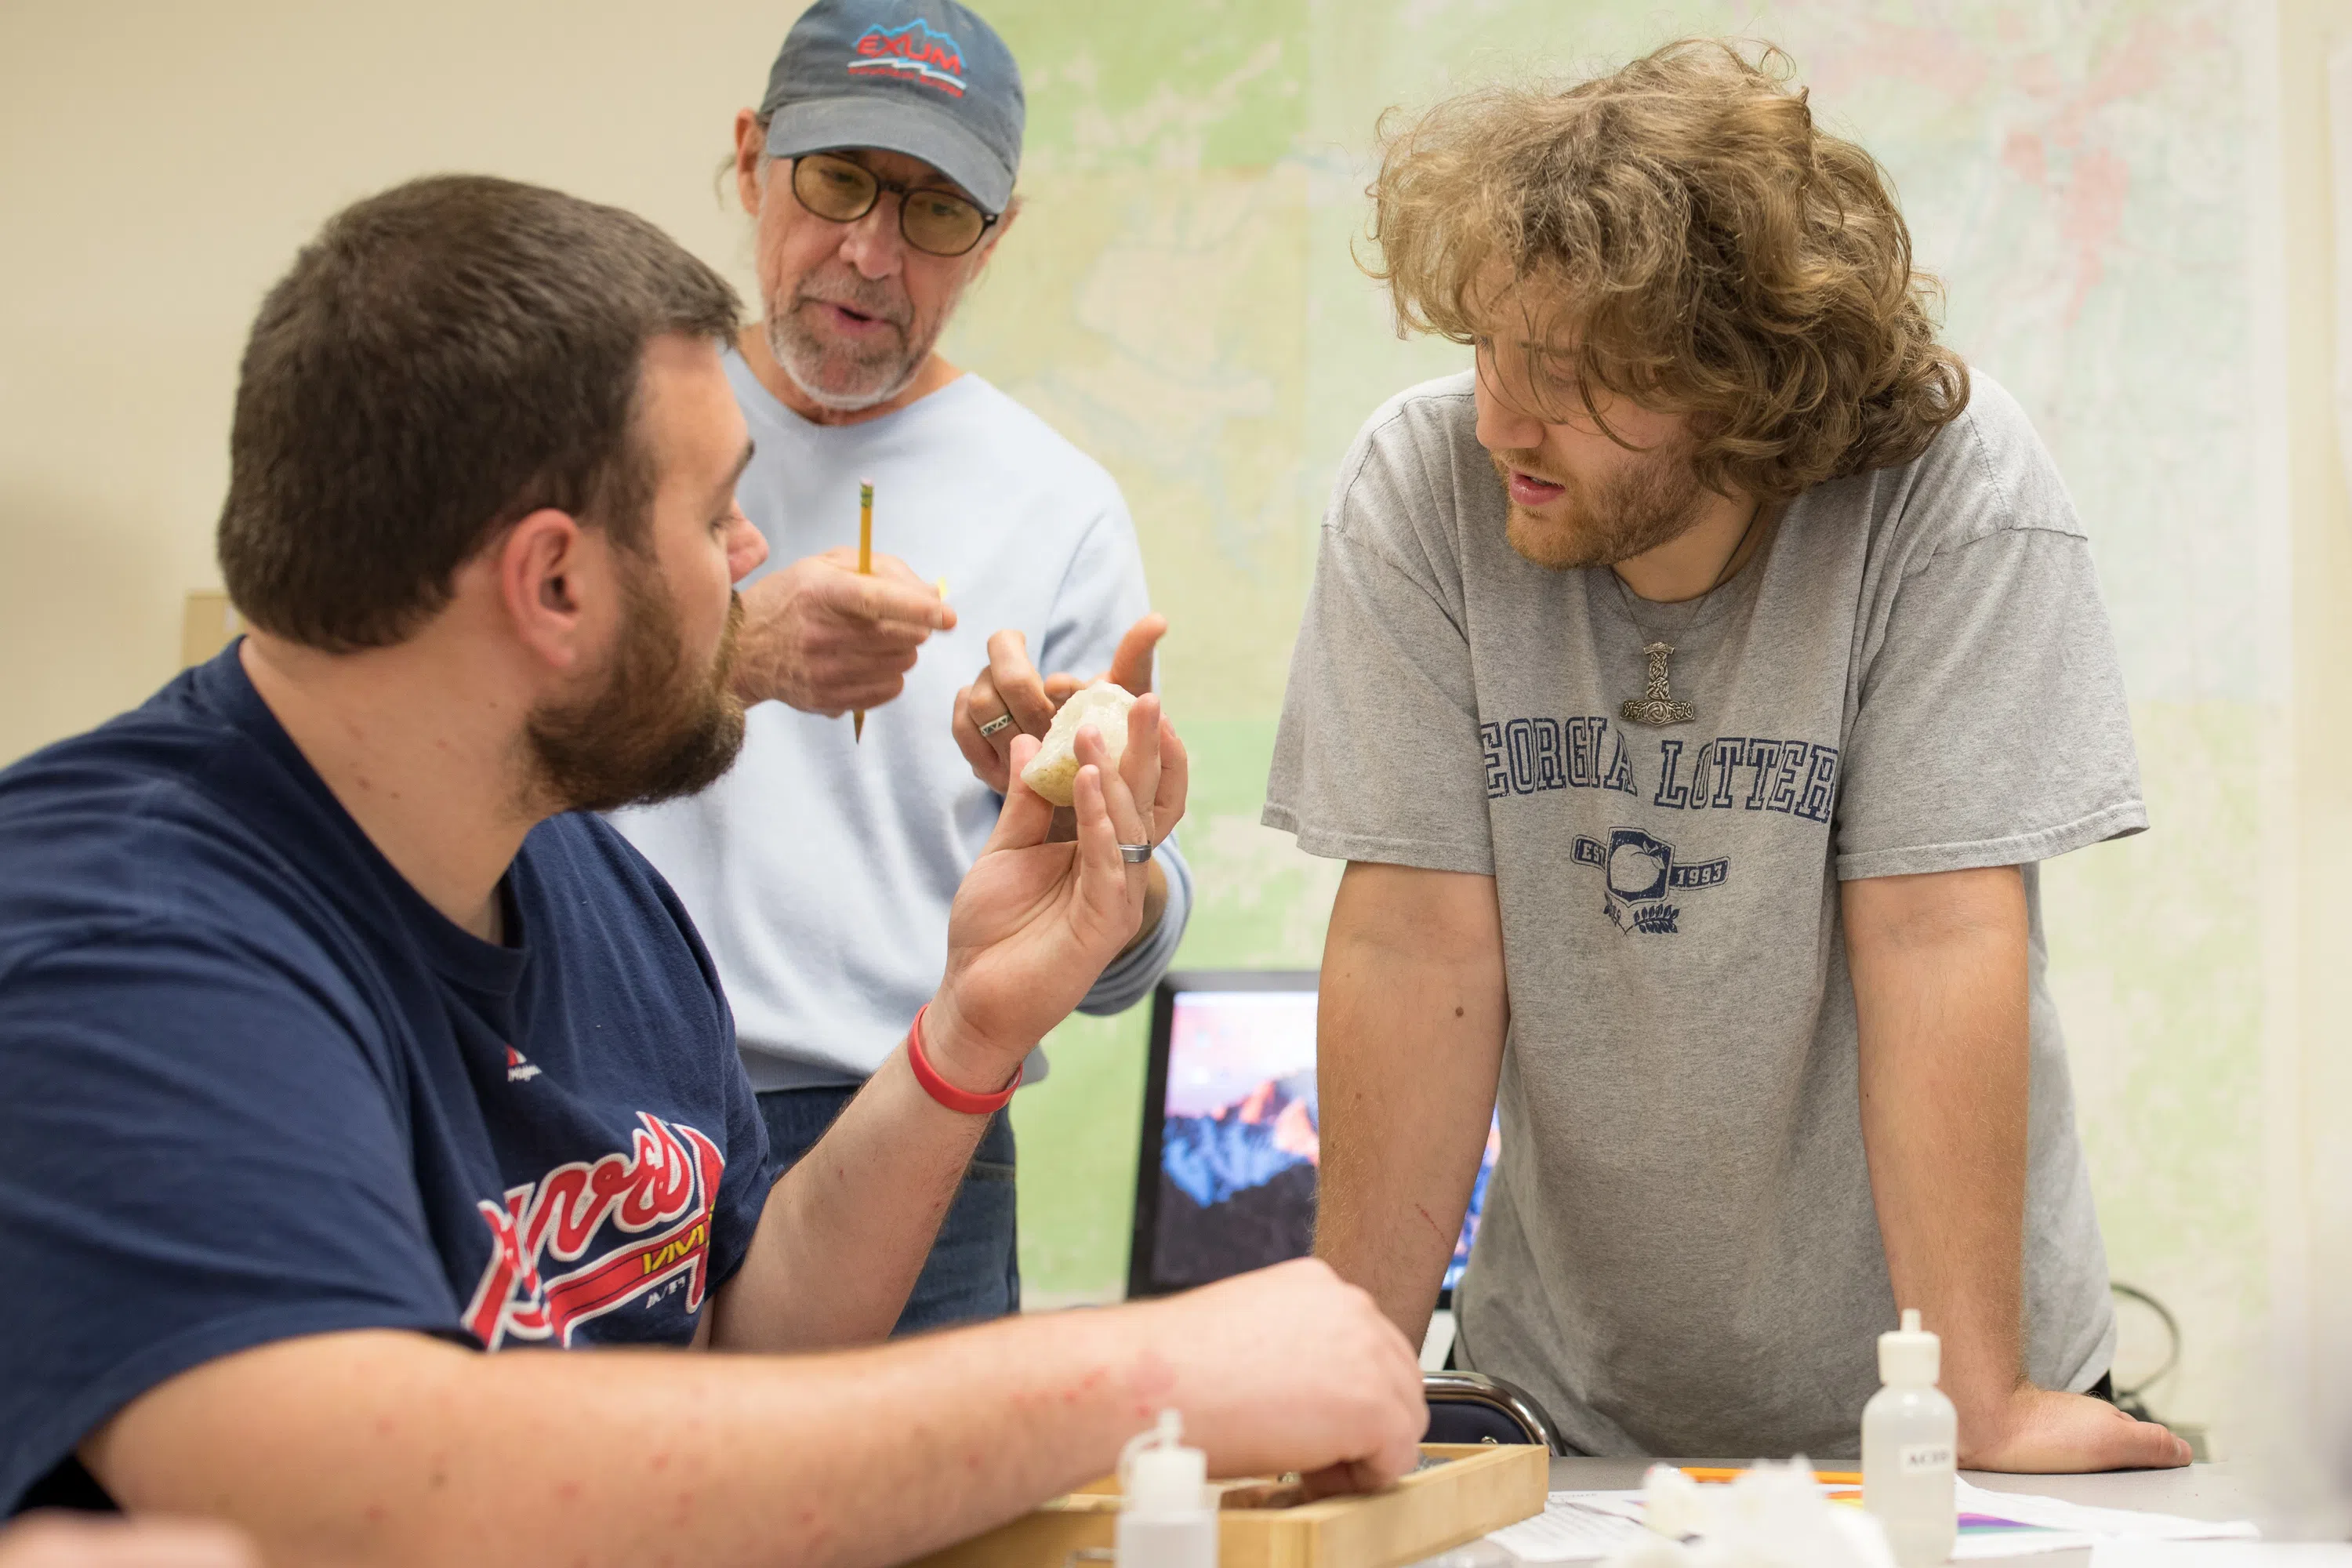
[
  {"xmin": 1833, "ymin": 523, "xmax": 2147, "ymax": 880},
  {"xmin": 1033, "ymin": 489, "xmax": 1198, "ymax": 1014},
  {"xmin": 695, "ymin": 940, "xmax": 779, "ymax": 1290},
  {"xmin": 0, "ymin": 924, "xmax": 460, "ymax": 1512},
  {"xmin": 1263, "ymin": 439, "xmax": 1496, "ymax": 876}
]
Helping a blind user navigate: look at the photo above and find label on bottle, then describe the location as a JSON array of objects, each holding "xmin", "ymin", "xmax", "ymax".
[{"xmin": 1899, "ymin": 1442, "xmax": 1954, "ymax": 1474}]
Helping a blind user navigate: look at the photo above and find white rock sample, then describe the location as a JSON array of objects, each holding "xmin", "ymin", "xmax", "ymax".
[{"xmin": 1019, "ymin": 681, "xmax": 1136, "ymax": 808}]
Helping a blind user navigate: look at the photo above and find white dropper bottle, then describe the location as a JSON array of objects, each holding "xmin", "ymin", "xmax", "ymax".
[
  {"xmin": 1862, "ymin": 1308, "xmax": 1958, "ymax": 1566},
  {"xmin": 1116, "ymin": 1410, "xmax": 1217, "ymax": 1568}
]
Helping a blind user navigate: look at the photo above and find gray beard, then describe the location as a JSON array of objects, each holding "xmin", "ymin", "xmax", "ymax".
[
  {"xmin": 767, "ymin": 311, "xmax": 926, "ymax": 412},
  {"xmin": 764, "ymin": 277, "xmax": 967, "ymax": 413}
]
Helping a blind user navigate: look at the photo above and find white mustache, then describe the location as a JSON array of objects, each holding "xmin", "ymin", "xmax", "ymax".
[{"xmin": 794, "ymin": 285, "xmax": 910, "ymax": 328}]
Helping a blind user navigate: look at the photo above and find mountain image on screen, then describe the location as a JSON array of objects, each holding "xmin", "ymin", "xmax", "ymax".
[{"xmin": 1152, "ymin": 1072, "xmax": 1320, "ymax": 1287}]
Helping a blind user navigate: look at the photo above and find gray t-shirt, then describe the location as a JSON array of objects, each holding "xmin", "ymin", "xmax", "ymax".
[{"xmin": 1265, "ymin": 369, "xmax": 2141, "ymax": 1458}]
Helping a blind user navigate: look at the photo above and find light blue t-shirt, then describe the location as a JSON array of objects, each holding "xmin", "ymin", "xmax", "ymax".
[{"xmin": 615, "ymin": 354, "xmax": 1191, "ymax": 1092}]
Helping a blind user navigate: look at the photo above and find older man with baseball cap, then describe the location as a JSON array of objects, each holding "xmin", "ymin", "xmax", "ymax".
[{"xmin": 614, "ymin": 0, "xmax": 1191, "ymax": 1332}]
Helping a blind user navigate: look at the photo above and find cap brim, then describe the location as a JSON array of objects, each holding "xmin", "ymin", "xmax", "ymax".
[{"xmin": 764, "ymin": 96, "xmax": 1015, "ymax": 214}]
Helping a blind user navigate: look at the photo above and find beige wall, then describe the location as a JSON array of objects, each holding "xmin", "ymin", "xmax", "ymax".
[
  {"xmin": 2278, "ymin": 0, "xmax": 2352, "ymax": 1481},
  {"xmin": 0, "ymin": 2, "xmax": 789, "ymax": 762}
]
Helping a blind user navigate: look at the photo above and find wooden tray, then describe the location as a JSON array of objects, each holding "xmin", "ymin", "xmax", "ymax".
[{"xmin": 911, "ymin": 1443, "xmax": 1548, "ymax": 1568}]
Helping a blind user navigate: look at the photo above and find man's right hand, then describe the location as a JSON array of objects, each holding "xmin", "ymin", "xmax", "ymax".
[
  {"xmin": 1139, "ymin": 1258, "xmax": 1427, "ymax": 1491},
  {"xmin": 728, "ymin": 547, "xmax": 956, "ymax": 716}
]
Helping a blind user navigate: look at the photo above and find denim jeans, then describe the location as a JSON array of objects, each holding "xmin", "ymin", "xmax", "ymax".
[{"xmin": 757, "ymin": 1084, "xmax": 1019, "ymax": 1334}]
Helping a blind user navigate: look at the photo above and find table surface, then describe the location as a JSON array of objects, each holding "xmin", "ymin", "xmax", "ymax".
[{"xmin": 1528, "ymin": 1457, "xmax": 2252, "ymax": 1567}]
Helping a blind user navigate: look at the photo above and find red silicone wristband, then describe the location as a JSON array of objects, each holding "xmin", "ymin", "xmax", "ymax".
[{"xmin": 906, "ymin": 1005, "xmax": 1020, "ymax": 1116}]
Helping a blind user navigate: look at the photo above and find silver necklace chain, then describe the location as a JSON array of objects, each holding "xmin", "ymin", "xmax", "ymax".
[{"xmin": 1613, "ymin": 503, "xmax": 1763, "ymax": 728}]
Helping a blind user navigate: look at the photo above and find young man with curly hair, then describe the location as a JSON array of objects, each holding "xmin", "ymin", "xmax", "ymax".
[{"xmin": 1269, "ymin": 42, "xmax": 2191, "ymax": 1471}]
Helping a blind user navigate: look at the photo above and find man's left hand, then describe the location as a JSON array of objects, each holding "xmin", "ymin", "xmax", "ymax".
[
  {"xmin": 920, "ymin": 695, "xmax": 1186, "ymax": 1094},
  {"xmin": 1960, "ymin": 1386, "xmax": 2192, "ymax": 1472},
  {"xmin": 952, "ymin": 614, "xmax": 1167, "ymax": 793},
  {"xmin": 1846, "ymin": 866, "xmax": 2189, "ymax": 1477}
]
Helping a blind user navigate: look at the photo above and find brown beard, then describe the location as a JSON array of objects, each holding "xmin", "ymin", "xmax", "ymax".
[
  {"xmin": 527, "ymin": 562, "xmax": 746, "ymax": 815},
  {"xmin": 1490, "ymin": 440, "xmax": 1708, "ymax": 571}
]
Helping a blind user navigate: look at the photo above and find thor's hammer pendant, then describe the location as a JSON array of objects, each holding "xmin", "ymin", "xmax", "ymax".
[{"xmin": 1619, "ymin": 641, "xmax": 1694, "ymax": 727}]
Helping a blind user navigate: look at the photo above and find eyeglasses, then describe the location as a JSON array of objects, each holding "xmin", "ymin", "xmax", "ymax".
[{"xmin": 789, "ymin": 152, "xmax": 998, "ymax": 259}]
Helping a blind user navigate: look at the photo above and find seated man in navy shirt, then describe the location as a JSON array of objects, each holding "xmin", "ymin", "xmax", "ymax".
[{"xmin": 0, "ymin": 174, "xmax": 1423, "ymax": 1567}]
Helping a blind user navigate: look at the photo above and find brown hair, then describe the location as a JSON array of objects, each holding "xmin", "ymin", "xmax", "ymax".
[
  {"xmin": 1367, "ymin": 40, "xmax": 1968, "ymax": 499},
  {"xmin": 218, "ymin": 174, "xmax": 740, "ymax": 652}
]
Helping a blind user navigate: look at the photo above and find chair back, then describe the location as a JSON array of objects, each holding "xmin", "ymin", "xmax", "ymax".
[{"xmin": 1421, "ymin": 1370, "xmax": 1563, "ymax": 1453}]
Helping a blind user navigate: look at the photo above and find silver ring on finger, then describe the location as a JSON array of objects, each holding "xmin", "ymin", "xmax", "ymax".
[
  {"xmin": 977, "ymin": 712, "xmax": 1015, "ymax": 738},
  {"xmin": 1117, "ymin": 843, "xmax": 1153, "ymax": 863}
]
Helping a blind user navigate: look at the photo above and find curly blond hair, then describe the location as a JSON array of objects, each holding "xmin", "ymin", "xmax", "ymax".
[{"xmin": 1368, "ymin": 40, "xmax": 1968, "ymax": 499}]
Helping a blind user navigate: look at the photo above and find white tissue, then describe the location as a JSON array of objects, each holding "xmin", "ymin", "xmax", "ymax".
[
  {"xmin": 1640, "ymin": 1465, "xmax": 1706, "ymax": 1542},
  {"xmin": 1599, "ymin": 1457, "xmax": 1896, "ymax": 1568}
]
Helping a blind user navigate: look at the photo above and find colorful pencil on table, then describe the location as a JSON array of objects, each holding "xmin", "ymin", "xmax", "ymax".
[
  {"xmin": 1680, "ymin": 1468, "xmax": 1862, "ymax": 1486},
  {"xmin": 853, "ymin": 478, "xmax": 873, "ymax": 743}
]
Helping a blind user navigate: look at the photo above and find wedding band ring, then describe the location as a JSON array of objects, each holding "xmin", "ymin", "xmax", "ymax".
[
  {"xmin": 977, "ymin": 712, "xmax": 1015, "ymax": 738},
  {"xmin": 1117, "ymin": 843, "xmax": 1153, "ymax": 863}
]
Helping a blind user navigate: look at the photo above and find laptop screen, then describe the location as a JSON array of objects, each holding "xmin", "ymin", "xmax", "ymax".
[{"xmin": 1127, "ymin": 972, "xmax": 1498, "ymax": 1299}]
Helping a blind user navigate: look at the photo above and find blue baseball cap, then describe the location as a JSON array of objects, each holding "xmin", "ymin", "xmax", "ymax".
[{"xmin": 758, "ymin": 0, "xmax": 1025, "ymax": 215}]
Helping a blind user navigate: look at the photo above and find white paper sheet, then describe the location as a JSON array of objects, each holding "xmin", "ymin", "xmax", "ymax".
[
  {"xmin": 1956, "ymin": 1480, "xmax": 2261, "ymax": 1544},
  {"xmin": 1548, "ymin": 1490, "xmax": 1650, "ymax": 1523},
  {"xmin": 1479, "ymin": 1481, "xmax": 2265, "ymax": 1563},
  {"xmin": 1484, "ymin": 1493, "xmax": 1647, "ymax": 1561},
  {"xmin": 2087, "ymin": 1547, "xmax": 2352, "ymax": 1566},
  {"xmin": 1953, "ymin": 1527, "xmax": 2104, "ymax": 1559}
]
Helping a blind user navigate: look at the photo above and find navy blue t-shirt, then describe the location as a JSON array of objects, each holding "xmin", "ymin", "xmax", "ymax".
[{"xmin": 0, "ymin": 646, "xmax": 775, "ymax": 1512}]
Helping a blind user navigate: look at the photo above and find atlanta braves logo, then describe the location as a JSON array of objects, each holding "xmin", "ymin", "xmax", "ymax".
[
  {"xmin": 847, "ymin": 19, "xmax": 967, "ymax": 96},
  {"xmin": 462, "ymin": 1112, "xmax": 724, "ymax": 1350}
]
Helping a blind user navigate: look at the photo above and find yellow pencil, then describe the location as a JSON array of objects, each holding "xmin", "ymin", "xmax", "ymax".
[{"xmin": 853, "ymin": 478, "xmax": 873, "ymax": 743}]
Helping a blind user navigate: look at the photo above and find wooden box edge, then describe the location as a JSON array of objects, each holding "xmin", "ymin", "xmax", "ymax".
[{"xmin": 907, "ymin": 1443, "xmax": 1547, "ymax": 1568}]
